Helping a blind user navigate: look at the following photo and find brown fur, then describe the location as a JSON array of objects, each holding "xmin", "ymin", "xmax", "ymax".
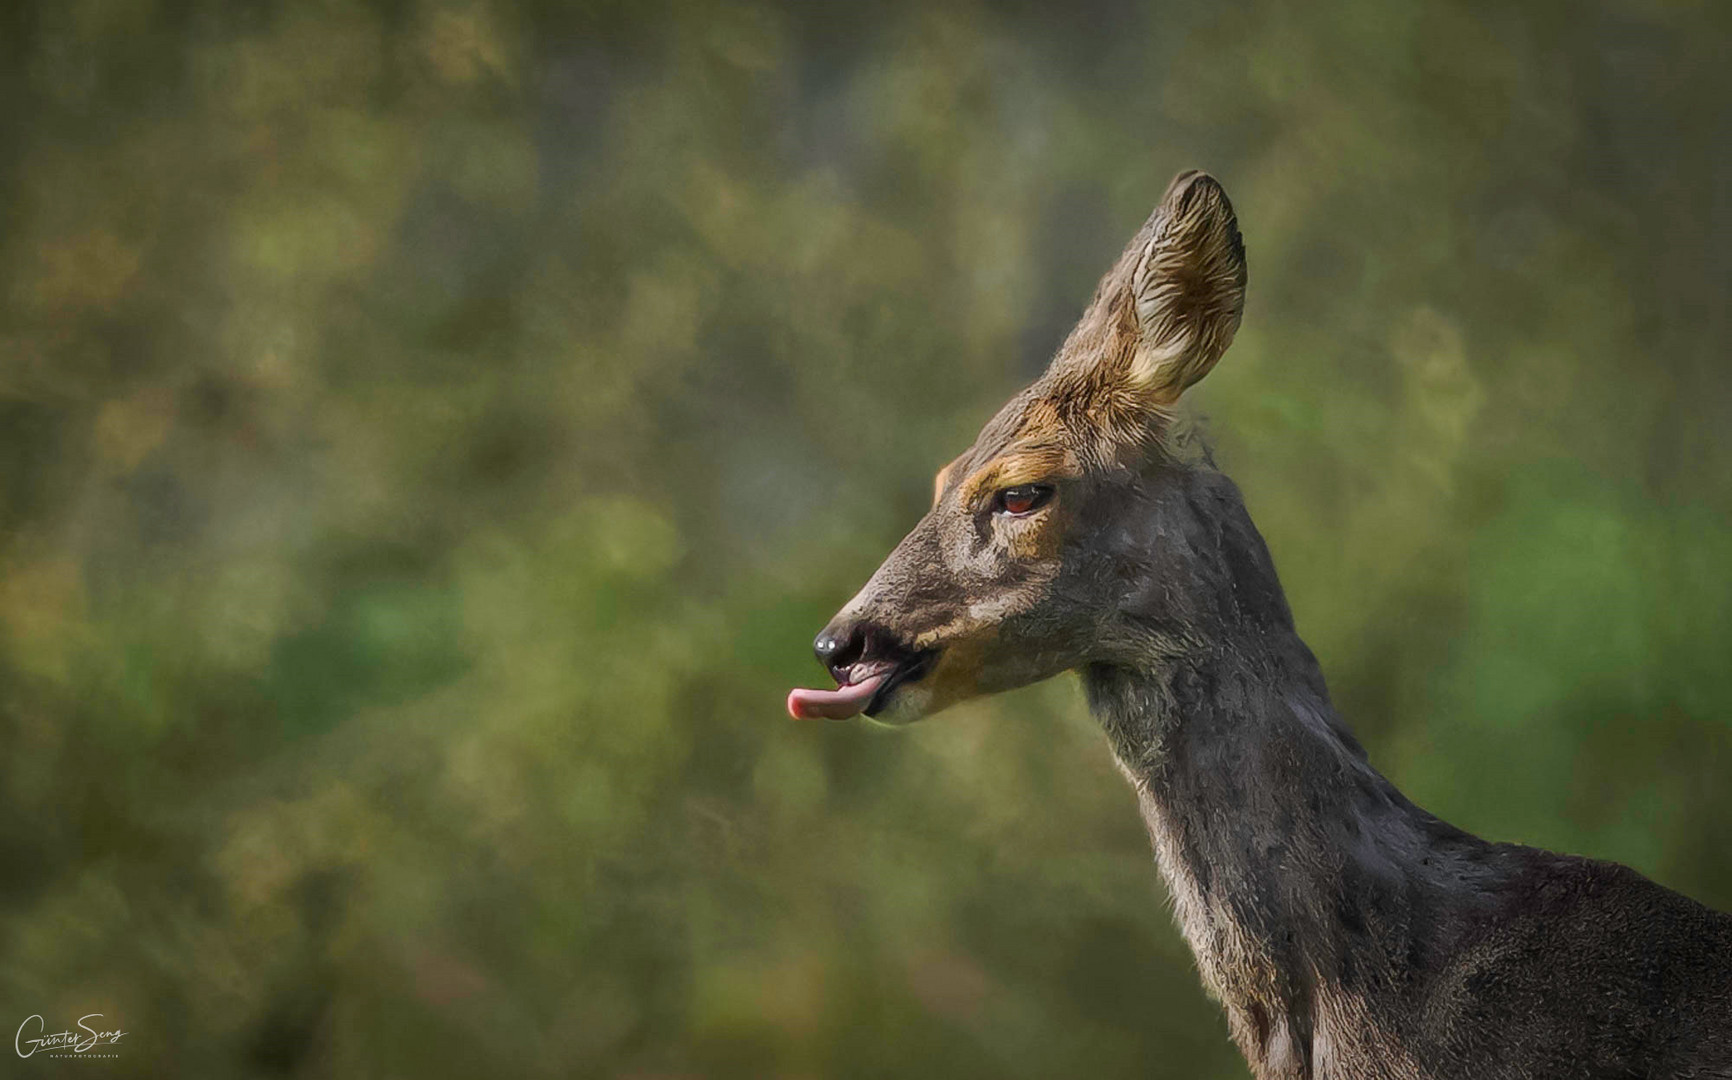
[{"xmin": 807, "ymin": 171, "xmax": 1732, "ymax": 1078}]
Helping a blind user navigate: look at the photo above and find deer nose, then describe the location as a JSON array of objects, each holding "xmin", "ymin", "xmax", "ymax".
[{"xmin": 813, "ymin": 622, "xmax": 865, "ymax": 671}]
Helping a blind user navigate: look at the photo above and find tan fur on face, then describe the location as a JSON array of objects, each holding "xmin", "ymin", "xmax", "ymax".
[
  {"xmin": 932, "ymin": 453, "xmax": 966, "ymax": 509},
  {"xmin": 906, "ymin": 630, "xmax": 993, "ymax": 718},
  {"xmin": 954, "ymin": 443, "xmax": 1072, "ymax": 512},
  {"xmin": 1002, "ymin": 505, "xmax": 1063, "ymax": 561}
]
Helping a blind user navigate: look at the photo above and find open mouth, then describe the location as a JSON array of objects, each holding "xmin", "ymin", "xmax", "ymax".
[
  {"xmin": 786, "ymin": 649, "xmax": 937, "ymax": 721},
  {"xmin": 862, "ymin": 649, "xmax": 936, "ymax": 717}
]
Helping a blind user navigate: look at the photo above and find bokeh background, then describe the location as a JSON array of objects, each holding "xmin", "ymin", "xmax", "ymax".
[{"xmin": 3, "ymin": 1, "xmax": 1730, "ymax": 1076}]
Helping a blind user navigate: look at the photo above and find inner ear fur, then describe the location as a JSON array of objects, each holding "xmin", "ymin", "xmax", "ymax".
[
  {"xmin": 1046, "ymin": 171, "xmax": 1247, "ymax": 423},
  {"xmin": 1126, "ymin": 170, "xmax": 1247, "ymax": 404}
]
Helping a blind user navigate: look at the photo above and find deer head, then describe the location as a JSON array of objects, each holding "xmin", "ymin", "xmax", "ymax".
[{"xmin": 789, "ymin": 170, "xmax": 1248, "ymax": 724}]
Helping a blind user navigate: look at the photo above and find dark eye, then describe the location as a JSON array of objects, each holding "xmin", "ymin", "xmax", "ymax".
[{"xmin": 993, "ymin": 483, "xmax": 1054, "ymax": 517}]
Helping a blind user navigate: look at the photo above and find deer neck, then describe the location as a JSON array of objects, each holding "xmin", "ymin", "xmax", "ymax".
[{"xmin": 1083, "ymin": 607, "xmax": 1450, "ymax": 1075}]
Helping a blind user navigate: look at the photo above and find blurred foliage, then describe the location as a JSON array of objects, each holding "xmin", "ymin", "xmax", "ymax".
[{"xmin": 2, "ymin": 1, "xmax": 1730, "ymax": 1076}]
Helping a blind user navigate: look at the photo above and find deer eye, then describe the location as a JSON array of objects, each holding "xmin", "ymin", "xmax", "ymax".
[{"xmin": 992, "ymin": 483, "xmax": 1054, "ymax": 517}]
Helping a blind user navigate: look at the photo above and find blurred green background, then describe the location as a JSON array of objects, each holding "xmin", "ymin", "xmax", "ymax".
[{"xmin": 2, "ymin": 1, "xmax": 1730, "ymax": 1076}]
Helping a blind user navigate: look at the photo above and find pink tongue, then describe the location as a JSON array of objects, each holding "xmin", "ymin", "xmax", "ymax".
[{"xmin": 787, "ymin": 673, "xmax": 889, "ymax": 720}]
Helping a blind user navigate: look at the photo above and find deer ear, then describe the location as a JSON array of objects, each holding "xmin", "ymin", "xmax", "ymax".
[{"xmin": 1119, "ymin": 171, "xmax": 1247, "ymax": 405}]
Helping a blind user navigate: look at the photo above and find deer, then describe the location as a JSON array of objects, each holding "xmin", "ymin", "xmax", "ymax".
[{"xmin": 787, "ymin": 171, "xmax": 1732, "ymax": 1079}]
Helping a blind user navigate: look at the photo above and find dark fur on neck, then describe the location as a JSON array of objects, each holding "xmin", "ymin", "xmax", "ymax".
[{"xmin": 1084, "ymin": 466, "xmax": 1732, "ymax": 1080}]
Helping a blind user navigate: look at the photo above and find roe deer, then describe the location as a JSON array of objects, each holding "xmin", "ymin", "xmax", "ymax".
[{"xmin": 788, "ymin": 171, "xmax": 1732, "ymax": 1079}]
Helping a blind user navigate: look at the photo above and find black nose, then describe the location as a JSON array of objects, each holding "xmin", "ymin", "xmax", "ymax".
[{"xmin": 813, "ymin": 622, "xmax": 866, "ymax": 671}]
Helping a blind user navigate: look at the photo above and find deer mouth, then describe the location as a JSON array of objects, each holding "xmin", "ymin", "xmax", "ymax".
[
  {"xmin": 787, "ymin": 650, "xmax": 937, "ymax": 721},
  {"xmin": 862, "ymin": 649, "xmax": 937, "ymax": 717}
]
